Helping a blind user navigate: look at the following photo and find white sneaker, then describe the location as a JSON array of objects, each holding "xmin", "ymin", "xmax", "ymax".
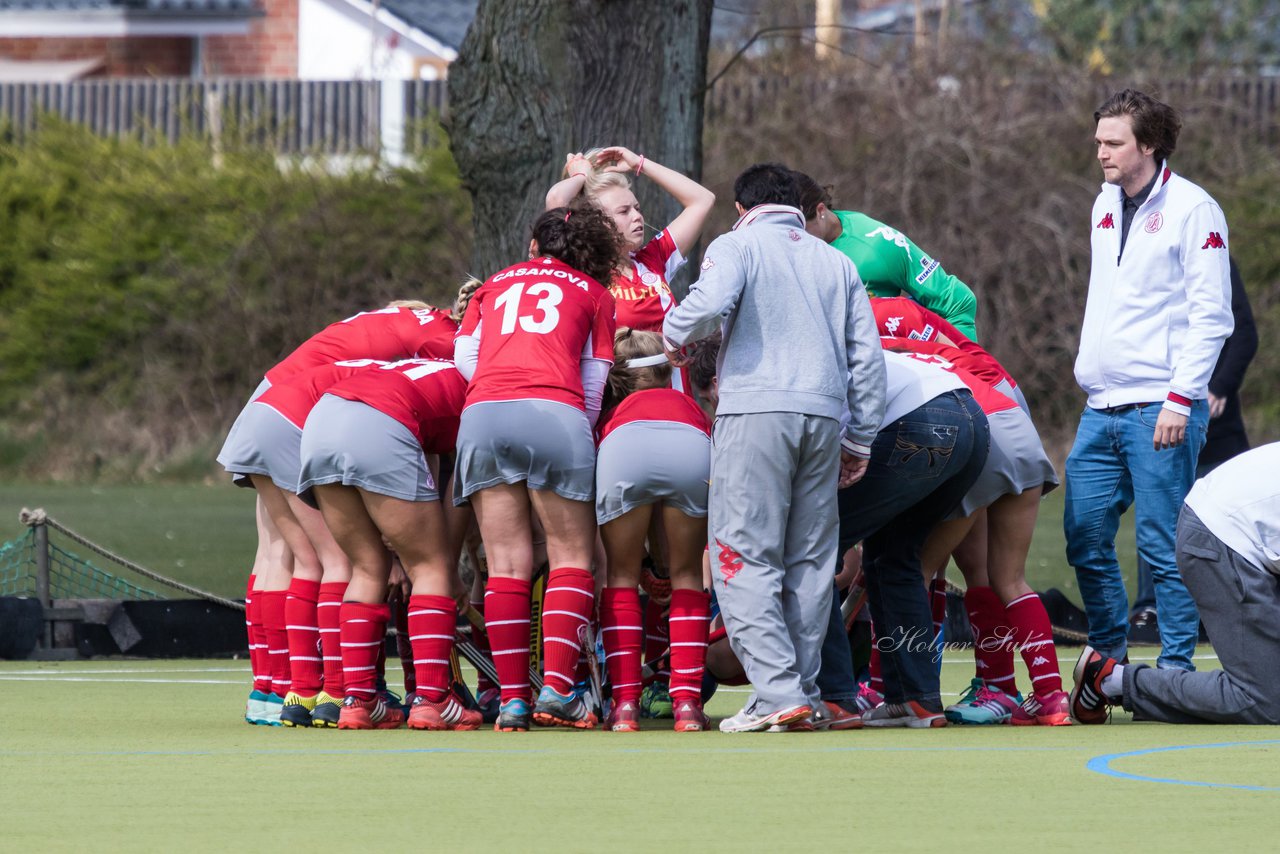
[{"xmin": 718, "ymin": 703, "xmax": 811, "ymax": 733}]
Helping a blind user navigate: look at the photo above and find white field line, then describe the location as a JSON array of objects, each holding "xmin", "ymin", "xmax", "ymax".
[
  {"xmin": 0, "ymin": 667, "xmax": 248, "ymax": 676},
  {"xmin": 0, "ymin": 676, "xmax": 243, "ymax": 684}
]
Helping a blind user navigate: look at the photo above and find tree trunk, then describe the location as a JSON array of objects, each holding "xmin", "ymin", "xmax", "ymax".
[{"xmin": 447, "ymin": 0, "xmax": 714, "ymax": 281}]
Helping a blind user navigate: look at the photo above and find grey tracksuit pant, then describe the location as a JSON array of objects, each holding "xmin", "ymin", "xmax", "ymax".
[
  {"xmin": 1122, "ymin": 506, "xmax": 1280, "ymax": 724},
  {"xmin": 709, "ymin": 412, "xmax": 838, "ymax": 714}
]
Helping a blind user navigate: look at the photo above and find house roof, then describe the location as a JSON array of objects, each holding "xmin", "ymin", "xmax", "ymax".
[{"xmin": 378, "ymin": 0, "xmax": 475, "ymax": 51}]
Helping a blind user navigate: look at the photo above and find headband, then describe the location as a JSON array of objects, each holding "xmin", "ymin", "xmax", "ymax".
[{"xmin": 624, "ymin": 354, "xmax": 669, "ymax": 368}]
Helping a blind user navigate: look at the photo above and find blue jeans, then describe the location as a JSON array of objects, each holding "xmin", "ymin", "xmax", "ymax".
[
  {"xmin": 817, "ymin": 390, "xmax": 990, "ymax": 705},
  {"xmin": 1064, "ymin": 402, "xmax": 1208, "ymax": 670}
]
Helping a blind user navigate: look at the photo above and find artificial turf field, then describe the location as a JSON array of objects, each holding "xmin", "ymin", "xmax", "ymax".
[{"xmin": 2, "ymin": 652, "xmax": 1278, "ymax": 852}]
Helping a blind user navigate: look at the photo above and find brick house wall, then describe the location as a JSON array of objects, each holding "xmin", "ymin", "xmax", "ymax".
[
  {"xmin": 204, "ymin": 0, "xmax": 298, "ymax": 77},
  {"xmin": 0, "ymin": 36, "xmax": 192, "ymax": 76}
]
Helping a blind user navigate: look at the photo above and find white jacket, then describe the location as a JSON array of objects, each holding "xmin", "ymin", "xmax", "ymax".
[{"xmin": 1074, "ymin": 164, "xmax": 1233, "ymax": 413}]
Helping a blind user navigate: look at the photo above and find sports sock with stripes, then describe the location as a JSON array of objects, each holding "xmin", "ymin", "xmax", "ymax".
[
  {"xmin": 484, "ymin": 576, "xmax": 533, "ymax": 704},
  {"xmin": 601, "ymin": 586, "xmax": 644, "ymax": 704},
  {"xmin": 285, "ymin": 577, "xmax": 323, "ymax": 696},
  {"xmin": 469, "ymin": 595, "xmax": 496, "ymax": 695},
  {"xmin": 245, "ymin": 574, "xmax": 272, "ymax": 694},
  {"xmin": 1006, "ymin": 591, "xmax": 1062, "ymax": 695},
  {"xmin": 258, "ymin": 589, "xmax": 291, "ymax": 696},
  {"xmin": 339, "ymin": 601, "xmax": 389, "ymax": 700},
  {"xmin": 317, "ymin": 581, "xmax": 347, "ymax": 695},
  {"xmin": 965, "ymin": 585, "xmax": 1017, "ymax": 695},
  {"xmin": 408, "ymin": 594, "xmax": 457, "ymax": 703},
  {"xmin": 643, "ymin": 595, "xmax": 670, "ymax": 682},
  {"xmin": 667, "ymin": 588, "xmax": 711, "ymax": 701},
  {"xmin": 540, "ymin": 567, "xmax": 594, "ymax": 695}
]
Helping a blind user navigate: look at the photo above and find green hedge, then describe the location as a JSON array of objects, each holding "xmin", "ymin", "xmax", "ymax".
[{"xmin": 0, "ymin": 119, "xmax": 472, "ymax": 479}]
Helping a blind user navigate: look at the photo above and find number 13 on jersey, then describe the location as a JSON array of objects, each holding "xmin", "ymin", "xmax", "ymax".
[{"xmin": 494, "ymin": 281, "xmax": 563, "ymax": 335}]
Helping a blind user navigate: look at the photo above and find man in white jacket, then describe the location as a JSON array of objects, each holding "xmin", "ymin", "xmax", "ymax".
[{"xmin": 1066, "ymin": 89, "xmax": 1233, "ymax": 673}]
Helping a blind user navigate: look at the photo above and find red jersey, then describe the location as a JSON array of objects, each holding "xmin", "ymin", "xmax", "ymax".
[
  {"xmin": 610, "ymin": 229, "xmax": 683, "ymax": 332},
  {"xmin": 596, "ymin": 388, "xmax": 712, "ymax": 445},
  {"xmin": 880, "ymin": 337, "xmax": 1018, "ymax": 415},
  {"xmin": 873, "ymin": 297, "xmax": 1014, "ymax": 389},
  {"xmin": 458, "ymin": 256, "xmax": 615, "ymax": 411},
  {"xmin": 265, "ymin": 306, "xmax": 458, "ymax": 384},
  {"xmin": 325, "ymin": 359, "xmax": 467, "ymax": 454},
  {"xmin": 255, "ymin": 359, "xmax": 385, "ymax": 429}
]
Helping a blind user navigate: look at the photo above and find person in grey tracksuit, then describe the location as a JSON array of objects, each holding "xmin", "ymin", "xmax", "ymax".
[{"xmin": 663, "ymin": 163, "xmax": 886, "ymax": 725}]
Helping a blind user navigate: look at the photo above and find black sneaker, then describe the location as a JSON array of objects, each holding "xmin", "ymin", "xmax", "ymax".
[{"xmin": 1069, "ymin": 646, "xmax": 1118, "ymax": 725}]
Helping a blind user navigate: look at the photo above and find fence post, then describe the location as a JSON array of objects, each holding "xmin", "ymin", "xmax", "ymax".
[{"xmin": 33, "ymin": 518, "xmax": 51, "ymax": 648}]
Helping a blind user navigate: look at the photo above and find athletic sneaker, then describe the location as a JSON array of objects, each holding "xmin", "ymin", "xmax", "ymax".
[
  {"xmin": 280, "ymin": 691, "xmax": 318, "ymax": 728},
  {"xmin": 476, "ymin": 687, "xmax": 501, "ymax": 725},
  {"xmin": 862, "ymin": 700, "xmax": 946, "ymax": 729},
  {"xmin": 378, "ymin": 687, "xmax": 409, "ymax": 717},
  {"xmin": 1069, "ymin": 646, "xmax": 1118, "ymax": 725},
  {"xmin": 814, "ymin": 699, "xmax": 864, "ymax": 731},
  {"xmin": 494, "ymin": 698, "xmax": 531, "ymax": 733},
  {"xmin": 336, "ymin": 695, "xmax": 406, "ymax": 730},
  {"xmin": 532, "ymin": 685, "xmax": 599, "ymax": 729},
  {"xmin": 672, "ymin": 699, "xmax": 711, "ymax": 733},
  {"xmin": 607, "ymin": 699, "xmax": 641, "ymax": 733},
  {"xmin": 310, "ymin": 690, "xmax": 341, "ymax": 728},
  {"xmin": 262, "ymin": 691, "xmax": 285, "ymax": 726},
  {"xmin": 407, "ymin": 692, "xmax": 482, "ymax": 731},
  {"xmin": 854, "ymin": 682, "xmax": 885, "ymax": 714},
  {"xmin": 1011, "ymin": 690, "xmax": 1072, "ymax": 727},
  {"xmin": 718, "ymin": 704, "xmax": 811, "ymax": 733},
  {"xmin": 639, "ymin": 680, "xmax": 674, "ymax": 719},
  {"xmin": 244, "ymin": 689, "xmax": 276, "ymax": 725},
  {"xmin": 944, "ymin": 679, "xmax": 1020, "ymax": 725}
]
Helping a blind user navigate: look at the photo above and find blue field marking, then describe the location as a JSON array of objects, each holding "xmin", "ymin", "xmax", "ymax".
[{"xmin": 1087, "ymin": 740, "xmax": 1280, "ymax": 791}]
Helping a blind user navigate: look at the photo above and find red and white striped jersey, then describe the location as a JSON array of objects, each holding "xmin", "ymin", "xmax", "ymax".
[
  {"xmin": 324, "ymin": 358, "xmax": 468, "ymax": 454},
  {"xmin": 596, "ymin": 387, "xmax": 711, "ymax": 446},
  {"xmin": 266, "ymin": 306, "xmax": 457, "ymax": 384},
  {"xmin": 880, "ymin": 337, "xmax": 1018, "ymax": 415},
  {"xmin": 255, "ymin": 359, "xmax": 385, "ymax": 429},
  {"xmin": 458, "ymin": 256, "xmax": 616, "ymax": 412},
  {"xmin": 610, "ymin": 229, "xmax": 683, "ymax": 332}
]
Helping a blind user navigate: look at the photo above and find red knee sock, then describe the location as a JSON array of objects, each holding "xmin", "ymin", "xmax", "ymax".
[
  {"xmin": 667, "ymin": 588, "xmax": 711, "ymax": 701},
  {"xmin": 484, "ymin": 577, "xmax": 533, "ymax": 704},
  {"xmin": 868, "ymin": 643, "xmax": 884, "ymax": 694},
  {"xmin": 541, "ymin": 567, "xmax": 594, "ymax": 695},
  {"xmin": 391, "ymin": 593, "xmax": 416, "ymax": 696},
  {"xmin": 1006, "ymin": 592, "xmax": 1062, "ymax": 695},
  {"xmin": 643, "ymin": 596, "xmax": 670, "ymax": 681},
  {"xmin": 339, "ymin": 601, "xmax": 389, "ymax": 700},
  {"xmin": 285, "ymin": 578, "xmax": 323, "ymax": 696},
  {"xmin": 245, "ymin": 575, "xmax": 272, "ymax": 694},
  {"xmin": 601, "ymin": 587, "xmax": 644, "ymax": 704},
  {"xmin": 408, "ymin": 594, "xmax": 457, "ymax": 702},
  {"xmin": 965, "ymin": 586, "xmax": 1017, "ymax": 695},
  {"xmin": 469, "ymin": 595, "xmax": 496, "ymax": 695},
  {"xmin": 317, "ymin": 581, "xmax": 347, "ymax": 696},
  {"xmin": 259, "ymin": 589, "xmax": 291, "ymax": 697},
  {"xmin": 930, "ymin": 578, "xmax": 948, "ymax": 639}
]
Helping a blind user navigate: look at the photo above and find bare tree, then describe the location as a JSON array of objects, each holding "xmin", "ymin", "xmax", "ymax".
[{"xmin": 447, "ymin": 0, "xmax": 715, "ymax": 278}]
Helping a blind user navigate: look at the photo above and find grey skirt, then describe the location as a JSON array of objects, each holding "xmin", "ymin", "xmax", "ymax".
[
  {"xmin": 217, "ymin": 377, "xmax": 273, "ymax": 487},
  {"xmin": 951, "ymin": 405, "xmax": 1059, "ymax": 518},
  {"xmin": 595, "ymin": 421, "xmax": 711, "ymax": 525},
  {"xmin": 297, "ymin": 394, "xmax": 437, "ymax": 504},
  {"xmin": 454, "ymin": 399, "xmax": 595, "ymax": 505},
  {"xmin": 216, "ymin": 399, "xmax": 300, "ymax": 492}
]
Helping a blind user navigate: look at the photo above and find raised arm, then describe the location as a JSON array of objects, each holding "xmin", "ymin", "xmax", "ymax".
[
  {"xmin": 545, "ymin": 153, "xmax": 592, "ymax": 210},
  {"xmin": 595, "ymin": 146, "xmax": 715, "ymax": 255}
]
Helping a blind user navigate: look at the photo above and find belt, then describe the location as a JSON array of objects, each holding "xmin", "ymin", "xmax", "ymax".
[{"xmin": 1098, "ymin": 402, "xmax": 1158, "ymax": 415}]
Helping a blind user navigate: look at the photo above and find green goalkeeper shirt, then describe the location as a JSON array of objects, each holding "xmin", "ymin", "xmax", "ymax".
[{"xmin": 830, "ymin": 210, "xmax": 979, "ymax": 340}]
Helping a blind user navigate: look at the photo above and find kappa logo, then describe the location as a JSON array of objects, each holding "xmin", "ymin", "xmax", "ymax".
[
  {"xmin": 884, "ymin": 316, "xmax": 903, "ymax": 335},
  {"xmin": 787, "ymin": 229, "xmax": 802, "ymax": 242},
  {"xmin": 701, "ymin": 257, "xmax": 715, "ymax": 271},
  {"xmin": 1032, "ymin": 656, "xmax": 1050, "ymax": 667},
  {"xmin": 1097, "ymin": 213, "xmax": 1115, "ymax": 229},
  {"xmin": 1144, "ymin": 212, "xmax": 1163, "ymax": 233},
  {"xmin": 717, "ymin": 540, "xmax": 744, "ymax": 583},
  {"xmin": 1201, "ymin": 231, "xmax": 1226, "ymax": 249}
]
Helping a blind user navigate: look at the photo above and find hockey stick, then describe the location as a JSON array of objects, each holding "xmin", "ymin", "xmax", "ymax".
[
  {"xmin": 459, "ymin": 601, "xmax": 544, "ymax": 693},
  {"xmin": 577, "ymin": 622, "xmax": 605, "ymax": 721}
]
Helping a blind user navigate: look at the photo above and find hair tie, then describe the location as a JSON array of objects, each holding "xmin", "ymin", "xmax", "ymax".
[
  {"xmin": 624, "ymin": 353, "xmax": 668, "ymax": 368},
  {"xmin": 635, "ymin": 155, "xmax": 646, "ymax": 177},
  {"xmin": 564, "ymin": 210, "xmax": 572, "ymax": 222}
]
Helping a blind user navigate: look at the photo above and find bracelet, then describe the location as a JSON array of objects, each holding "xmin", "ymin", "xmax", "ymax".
[{"xmin": 635, "ymin": 155, "xmax": 645, "ymax": 176}]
